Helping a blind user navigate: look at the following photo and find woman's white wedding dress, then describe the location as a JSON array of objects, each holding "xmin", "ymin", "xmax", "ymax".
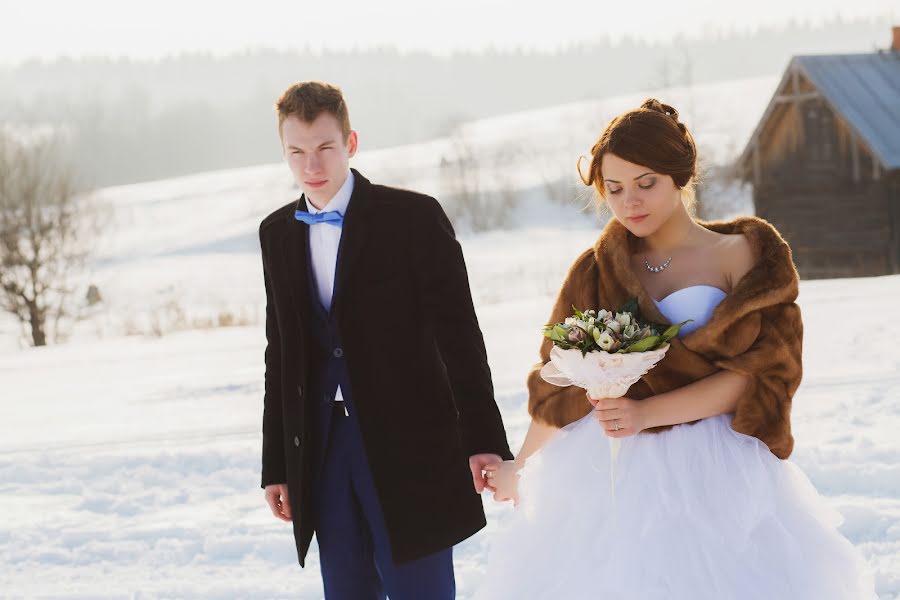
[{"xmin": 474, "ymin": 285, "xmax": 877, "ymax": 600}]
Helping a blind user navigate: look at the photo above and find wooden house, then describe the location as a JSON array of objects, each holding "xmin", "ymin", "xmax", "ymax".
[{"xmin": 737, "ymin": 27, "xmax": 900, "ymax": 278}]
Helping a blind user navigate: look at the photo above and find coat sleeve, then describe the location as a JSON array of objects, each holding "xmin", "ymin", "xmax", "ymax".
[
  {"xmin": 526, "ymin": 249, "xmax": 600, "ymax": 428},
  {"xmin": 260, "ymin": 226, "xmax": 287, "ymax": 488},
  {"xmin": 410, "ymin": 196, "xmax": 514, "ymax": 461},
  {"xmin": 712, "ymin": 301, "xmax": 803, "ymax": 459}
]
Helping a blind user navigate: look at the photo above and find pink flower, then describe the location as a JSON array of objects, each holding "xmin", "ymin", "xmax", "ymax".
[{"xmin": 567, "ymin": 327, "xmax": 587, "ymax": 343}]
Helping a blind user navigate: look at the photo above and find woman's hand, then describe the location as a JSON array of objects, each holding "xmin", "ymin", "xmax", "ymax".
[
  {"xmin": 587, "ymin": 391, "xmax": 649, "ymax": 438},
  {"xmin": 483, "ymin": 460, "xmax": 522, "ymax": 506}
]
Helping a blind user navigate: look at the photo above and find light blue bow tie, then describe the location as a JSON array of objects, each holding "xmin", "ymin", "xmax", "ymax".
[{"xmin": 294, "ymin": 209, "xmax": 344, "ymax": 227}]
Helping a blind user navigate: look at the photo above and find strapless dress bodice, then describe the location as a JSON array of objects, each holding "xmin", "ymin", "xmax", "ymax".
[{"xmin": 652, "ymin": 285, "xmax": 728, "ymax": 337}]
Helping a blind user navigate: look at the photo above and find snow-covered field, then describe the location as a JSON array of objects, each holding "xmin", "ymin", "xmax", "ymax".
[
  {"xmin": 0, "ymin": 75, "xmax": 768, "ymax": 351},
  {"xmin": 3, "ymin": 259, "xmax": 899, "ymax": 598},
  {"xmin": 2, "ymin": 76, "xmax": 898, "ymax": 598}
]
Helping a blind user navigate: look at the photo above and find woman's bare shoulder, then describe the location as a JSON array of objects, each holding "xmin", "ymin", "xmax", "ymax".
[{"xmin": 710, "ymin": 231, "xmax": 756, "ymax": 290}]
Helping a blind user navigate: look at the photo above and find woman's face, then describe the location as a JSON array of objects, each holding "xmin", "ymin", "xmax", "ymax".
[{"xmin": 599, "ymin": 152, "xmax": 681, "ymax": 237}]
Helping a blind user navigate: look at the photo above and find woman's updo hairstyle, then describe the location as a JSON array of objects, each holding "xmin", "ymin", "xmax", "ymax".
[{"xmin": 578, "ymin": 98, "xmax": 699, "ymax": 211}]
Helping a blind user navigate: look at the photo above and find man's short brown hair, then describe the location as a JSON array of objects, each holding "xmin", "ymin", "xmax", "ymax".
[{"xmin": 275, "ymin": 81, "xmax": 352, "ymax": 140}]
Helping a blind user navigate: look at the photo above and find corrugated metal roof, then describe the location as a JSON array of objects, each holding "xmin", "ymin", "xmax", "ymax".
[
  {"xmin": 797, "ymin": 52, "xmax": 900, "ymax": 169},
  {"xmin": 740, "ymin": 50, "xmax": 900, "ymax": 171}
]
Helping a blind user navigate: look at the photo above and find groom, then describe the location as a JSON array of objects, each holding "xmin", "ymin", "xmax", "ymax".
[{"xmin": 258, "ymin": 80, "xmax": 514, "ymax": 599}]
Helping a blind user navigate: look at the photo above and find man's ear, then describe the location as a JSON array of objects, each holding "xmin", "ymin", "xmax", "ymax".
[{"xmin": 347, "ymin": 130, "xmax": 359, "ymax": 158}]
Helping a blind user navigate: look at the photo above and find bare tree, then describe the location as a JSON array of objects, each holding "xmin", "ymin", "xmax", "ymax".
[
  {"xmin": 0, "ymin": 129, "xmax": 99, "ymax": 346},
  {"xmin": 485, "ymin": 141, "xmax": 523, "ymax": 227},
  {"xmin": 439, "ymin": 127, "xmax": 485, "ymax": 230}
]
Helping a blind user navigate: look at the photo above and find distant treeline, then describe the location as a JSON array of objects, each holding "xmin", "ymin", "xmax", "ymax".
[{"xmin": 0, "ymin": 15, "xmax": 890, "ymax": 187}]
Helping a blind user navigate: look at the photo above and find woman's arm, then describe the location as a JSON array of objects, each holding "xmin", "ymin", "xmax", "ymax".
[
  {"xmin": 639, "ymin": 369, "xmax": 751, "ymax": 429},
  {"xmin": 591, "ymin": 369, "xmax": 751, "ymax": 437},
  {"xmin": 514, "ymin": 419, "xmax": 559, "ymax": 466},
  {"xmin": 484, "ymin": 419, "xmax": 558, "ymax": 503}
]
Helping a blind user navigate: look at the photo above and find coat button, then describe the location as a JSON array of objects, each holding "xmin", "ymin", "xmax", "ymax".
[
  {"xmin": 294, "ymin": 436, "xmax": 300, "ymax": 447},
  {"xmin": 333, "ymin": 347, "xmax": 343, "ymax": 358}
]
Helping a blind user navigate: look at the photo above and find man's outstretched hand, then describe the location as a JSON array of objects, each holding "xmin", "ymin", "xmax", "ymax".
[
  {"xmin": 265, "ymin": 483, "xmax": 292, "ymax": 522},
  {"xmin": 469, "ymin": 453, "xmax": 503, "ymax": 494}
]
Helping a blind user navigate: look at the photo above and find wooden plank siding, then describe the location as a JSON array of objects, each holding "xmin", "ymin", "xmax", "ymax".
[{"xmin": 749, "ymin": 69, "xmax": 898, "ymax": 278}]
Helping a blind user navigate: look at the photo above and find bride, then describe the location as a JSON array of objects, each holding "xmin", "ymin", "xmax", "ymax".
[{"xmin": 473, "ymin": 99, "xmax": 878, "ymax": 599}]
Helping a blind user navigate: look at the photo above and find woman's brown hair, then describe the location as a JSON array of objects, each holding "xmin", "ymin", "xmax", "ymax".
[{"xmin": 578, "ymin": 98, "xmax": 699, "ymax": 210}]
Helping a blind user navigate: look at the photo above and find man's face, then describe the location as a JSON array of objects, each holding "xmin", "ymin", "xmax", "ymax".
[{"xmin": 281, "ymin": 112, "xmax": 358, "ymax": 208}]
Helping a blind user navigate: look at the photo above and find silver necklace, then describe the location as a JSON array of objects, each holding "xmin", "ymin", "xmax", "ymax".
[
  {"xmin": 645, "ymin": 256, "xmax": 672, "ymax": 273},
  {"xmin": 643, "ymin": 224, "xmax": 695, "ymax": 273}
]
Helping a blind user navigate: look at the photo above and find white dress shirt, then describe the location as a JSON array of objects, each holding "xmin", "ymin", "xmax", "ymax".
[{"xmin": 305, "ymin": 170, "xmax": 354, "ymax": 402}]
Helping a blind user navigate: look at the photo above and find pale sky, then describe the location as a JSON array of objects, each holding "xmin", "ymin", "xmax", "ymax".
[{"xmin": 1, "ymin": 0, "xmax": 896, "ymax": 66}]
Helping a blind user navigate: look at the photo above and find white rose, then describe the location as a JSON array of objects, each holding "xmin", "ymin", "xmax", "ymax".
[
  {"xmin": 605, "ymin": 319, "xmax": 622, "ymax": 334},
  {"xmin": 623, "ymin": 323, "xmax": 640, "ymax": 339},
  {"xmin": 565, "ymin": 317, "xmax": 576, "ymax": 326},
  {"xmin": 597, "ymin": 330, "xmax": 615, "ymax": 351},
  {"xmin": 615, "ymin": 312, "xmax": 631, "ymax": 327},
  {"xmin": 597, "ymin": 309, "xmax": 609, "ymax": 320}
]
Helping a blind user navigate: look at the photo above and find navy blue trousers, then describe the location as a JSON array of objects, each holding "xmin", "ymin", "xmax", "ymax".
[{"xmin": 314, "ymin": 401, "xmax": 456, "ymax": 600}]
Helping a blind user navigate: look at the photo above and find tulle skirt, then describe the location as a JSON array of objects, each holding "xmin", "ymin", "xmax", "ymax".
[{"xmin": 473, "ymin": 412, "xmax": 878, "ymax": 600}]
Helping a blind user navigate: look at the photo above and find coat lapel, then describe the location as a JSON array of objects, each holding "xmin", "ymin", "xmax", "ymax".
[
  {"xmin": 330, "ymin": 168, "xmax": 373, "ymax": 320},
  {"xmin": 280, "ymin": 168, "xmax": 374, "ymax": 324},
  {"xmin": 282, "ymin": 195, "xmax": 312, "ymax": 325}
]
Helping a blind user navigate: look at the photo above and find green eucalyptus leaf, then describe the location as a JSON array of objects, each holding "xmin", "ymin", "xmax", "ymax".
[
  {"xmin": 549, "ymin": 331, "xmax": 566, "ymax": 343},
  {"xmin": 622, "ymin": 335, "xmax": 663, "ymax": 353},
  {"xmin": 660, "ymin": 319, "xmax": 693, "ymax": 342}
]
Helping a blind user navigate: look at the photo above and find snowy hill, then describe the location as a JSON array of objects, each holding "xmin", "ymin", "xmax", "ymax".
[{"xmin": 0, "ymin": 75, "xmax": 770, "ymax": 349}]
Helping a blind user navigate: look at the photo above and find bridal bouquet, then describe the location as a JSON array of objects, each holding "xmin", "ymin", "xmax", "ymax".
[{"xmin": 539, "ymin": 299, "xmax": 690, "ymax": 503}]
